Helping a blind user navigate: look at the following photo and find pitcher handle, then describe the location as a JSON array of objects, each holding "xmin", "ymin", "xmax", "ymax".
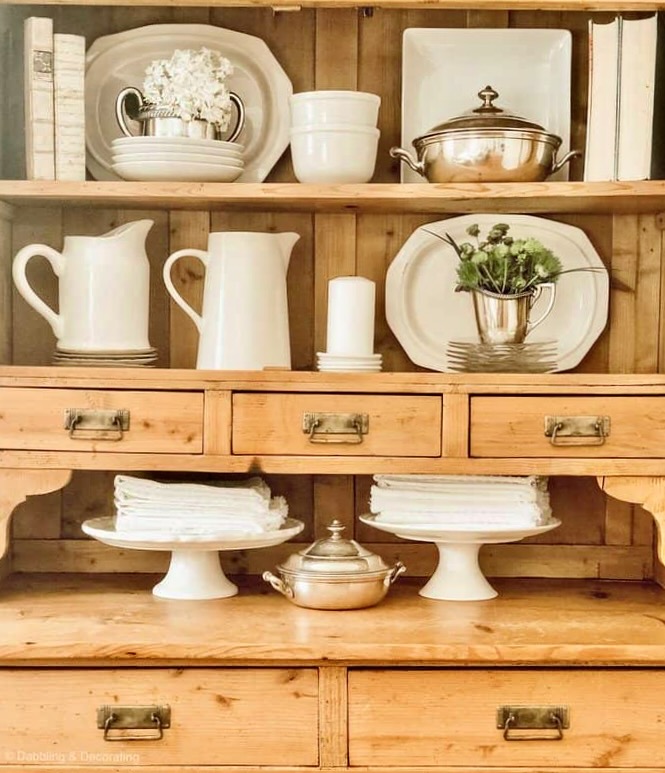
[
  {"xmin": 12, "ymin": 244, "xmax": 64, "ymax": 339},
  {"xmin": 115, "ymin": 87, "xmax": 144, "ymax": 138},
  {"xmin": 526, "ymin": 282, "xmax": 556, "ymax": 334},
  {"xmin": 163, "ymin": 249, "xmax": 209, "ymax": 334},
  {"xmin": 225, "ymin": 92, "xmax": 245, "ymax": 143}
]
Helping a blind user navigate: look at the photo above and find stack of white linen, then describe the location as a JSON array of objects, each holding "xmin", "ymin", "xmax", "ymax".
[
  {"xmin": 114, "ymin": 475, "xmax": 288, "ymax": 535},
  {"xmin": 370, "ymin": 474, "xmax": 551, "ymax": 527}
]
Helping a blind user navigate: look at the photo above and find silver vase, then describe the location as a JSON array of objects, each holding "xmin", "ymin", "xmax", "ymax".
[{"xmin": 471, "ymin": 283, "xmax": 556, "ymax": 345}]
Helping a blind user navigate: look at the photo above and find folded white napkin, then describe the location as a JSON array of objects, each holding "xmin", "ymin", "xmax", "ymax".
[
  {"xmin": 373, "ymin": 474, "xmax": 548, "ymax": 492},
  {"xmin": 374, "ymin": 509, "xmax": 549, "ymax": 527},
  {"xmin": 113, "ymin": 475, "xmax": 288, "ymax": 535},
  {"xmin": 114, "ymin": 475, "xmax": 272, "ymax": 506}
]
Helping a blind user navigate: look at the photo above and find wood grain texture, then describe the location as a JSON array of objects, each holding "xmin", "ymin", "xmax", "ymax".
[
  {"xmin": 318, "ymin": 666, "xmax": 348, "ymax": 767},
  {"xmin": 6, "ymin": 181, "xmax": 665, "ymax": 213},
  {"xmin": 0, "ymin": 574, "xmax": 665, "ymax": 664},
  {"xmin": 0, "ymin": 667, "xmax": 318, "ymax": 765},
  {"xmin": 348, "ymin": 669, "xmax": 665, "ymax": 766}
]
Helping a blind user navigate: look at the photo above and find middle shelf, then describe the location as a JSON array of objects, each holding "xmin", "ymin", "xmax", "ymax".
[{"xmin": 2, "ymin": 180, "xmax": 665, "ymax": 214}]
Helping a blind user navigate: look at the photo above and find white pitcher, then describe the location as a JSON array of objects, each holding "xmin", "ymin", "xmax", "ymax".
[
  {"xmin": 12, "ymin": 220, "xmax": 154, "ymax": 352},
  {"xmin": 163, "ymin": 231, "xmax": 299, "ymax": 370}
]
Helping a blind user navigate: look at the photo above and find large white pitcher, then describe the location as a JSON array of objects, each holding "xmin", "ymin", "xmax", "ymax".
[
  {"xmin": 13, "ymin": 220, "xmax": 154, "ymax": 352},
  {"xmin": 163, "ymin": 231, "xmax": 299, "ymax": 370}
]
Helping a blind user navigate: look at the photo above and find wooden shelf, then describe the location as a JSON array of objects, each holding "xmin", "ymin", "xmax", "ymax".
[
  {"xmin": 1, "ymin": 574, "xmax": 665, "ymax": 665},
  {"xmin": 2, "ymin": 180, "xmax": 665, "ymax": 214},
  {"xmin": 1, "ymin": 0, "xmax": 663, "ymax": 9}
]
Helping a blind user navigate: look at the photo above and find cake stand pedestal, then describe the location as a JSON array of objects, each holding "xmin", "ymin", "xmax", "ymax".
[
  {"xmin": 360, "ymin": 515, "xmax": 561, "ymax": 601},
  {"xmin": 82, "ymin": 517, "xmax": 304, "ymax": 600}
]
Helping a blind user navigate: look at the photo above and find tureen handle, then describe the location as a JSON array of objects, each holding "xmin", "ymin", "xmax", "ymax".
[
  {"xmin": 389, "ymin": 146, "xmax": 426, "ymax": 177},
  {"xmin": 550, "ymin": 149, "xmax": 582, "ymax": 175},
  {"xmin": 262, "ymin": 571, "xmax": 295, "ymax": 599}
]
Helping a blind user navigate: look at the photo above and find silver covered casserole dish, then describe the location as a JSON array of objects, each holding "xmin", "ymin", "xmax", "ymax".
[
  {"xmin": 390, "ymin": 85, "xmax": 580, "ymax": 183},
  {"xmin": 262, "ymin": 520, "xmax": 405, "ymax": 610}
]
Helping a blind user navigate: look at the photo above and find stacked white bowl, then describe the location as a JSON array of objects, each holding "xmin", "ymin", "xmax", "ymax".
[
  {"xmin": 111, "ymin": 137, "xmax": 245, "ymax": 182},
  {"xmin": 290, "ymin": 90, "xmax": 381, "ymax": 183}
]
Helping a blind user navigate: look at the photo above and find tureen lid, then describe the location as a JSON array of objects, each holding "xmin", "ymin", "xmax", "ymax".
[
  {"xmin": 278, "ymin": 520, "xmax": 391, "ymax": 575},
  {"xmin": 418, "ymin": 85, "xmax": 550, "ymax": 136}
]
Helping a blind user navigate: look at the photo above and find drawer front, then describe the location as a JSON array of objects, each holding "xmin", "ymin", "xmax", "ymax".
[
  {"xmin": 0, "ymin": 388, "xmax": 203, "ymax": 453},
  {"xmin": 0, "ymin": 668, "xmax": 318, "ymax": 766},
  {"xmin": 232, "ymin": 392, "xmax": 442, "ymax": 456},
  {"xmin": 349, "ymin": 668, "xmax": 665, "ymax": 767},
  {"xmin": 470, "ymin": 396, "xmax": 664, "ymax": 457}
]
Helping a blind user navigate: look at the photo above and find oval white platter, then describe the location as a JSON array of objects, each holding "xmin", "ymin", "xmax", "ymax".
[
  {"xmin": 385, "ymin": 214, "xmax": 609, "ymax": 373},
  {"xmin": 85, "ymin": 24, "xmax": 293, "ymax": 183}
]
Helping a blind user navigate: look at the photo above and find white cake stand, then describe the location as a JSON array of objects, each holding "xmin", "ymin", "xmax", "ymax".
[
  {"xmin": 360, "ymin": 514, "xmax": 561, "ymax": 601},
  {"xmin": 82, "ymin": 516, "xmax": 304, "ymax": 600}
]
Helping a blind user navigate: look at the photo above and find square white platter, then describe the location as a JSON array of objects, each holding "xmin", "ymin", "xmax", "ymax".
[{"xmin": 400, "ymin": 28, "xmax": 572, "ymax": 182}]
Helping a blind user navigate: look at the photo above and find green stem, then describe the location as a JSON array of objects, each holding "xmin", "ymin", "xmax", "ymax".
[{"xmin": 479, "ymin": 263, "xmax": 502, "ymax": 293}]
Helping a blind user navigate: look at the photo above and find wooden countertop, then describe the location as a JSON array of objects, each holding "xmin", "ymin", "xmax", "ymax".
[{"xmin": 2, "ymin": 574, "xmax": 665, "ymax": 667}]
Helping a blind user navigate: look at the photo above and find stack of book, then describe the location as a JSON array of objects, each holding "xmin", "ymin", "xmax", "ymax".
[
  {"xmin": 24, "ymin": 16, "xmax": 85, "ymax": 180},
  {"xmin": 585, "ymin": 14, "xmax": 664, "ymax": 182}
]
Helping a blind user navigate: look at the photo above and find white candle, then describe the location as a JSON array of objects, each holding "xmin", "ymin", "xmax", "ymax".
[{"xmin": 326, "ymin": 276, "xmax": 376, "ymax": 355}]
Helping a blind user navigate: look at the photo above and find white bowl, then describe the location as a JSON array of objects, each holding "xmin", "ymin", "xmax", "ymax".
[
  {"xmin": 112, "ymin": 151, "xmax": 244, "ymax": 168},
  {"xmin": 290, "ymin": 90, "xmax": 380, "ymax": 127},
  {"xmin": 290, "ymin": 125, "xmax": 380, "ymax": 184},
  {"xmin": 112, "ymin": 160, "xmax": 243, "ymax": 182}
]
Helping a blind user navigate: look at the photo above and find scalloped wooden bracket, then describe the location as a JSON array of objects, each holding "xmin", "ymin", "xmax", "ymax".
[
  {"xmin": 598, "ymin": 476, "xmax": 665, "ymax": 565},
  {"xmin": 0, "ymin": 469, "xmax": 72, "ymax": 560}
]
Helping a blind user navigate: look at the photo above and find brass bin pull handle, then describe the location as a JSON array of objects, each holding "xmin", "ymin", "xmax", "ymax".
[
  {"xmin": 64, "ymin": 408, "xmax": 130, "ymax": 441},
  {"xmin": 497, "ymin": 705, "xmax": 569, "ymax": 742},
  {"xmin": 544, "ymin": 415, "xmax": 610, "ymax": 447},
  {"xmin": 502, "ymin": 711, "xmax": 564, "ymax": 741},
  {"xmin": 302, "ymin": 412, "xmax": 369, "ymax": 444},
  {"xmin": 98, "ymin": 705, "xmax": 170, "ymax": 742}
]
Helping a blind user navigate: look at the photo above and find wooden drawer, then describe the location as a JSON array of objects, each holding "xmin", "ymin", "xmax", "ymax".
[
  {"xmin": 232, "ymin": 392, "xmax": 442, "ymax": 456},
  {"xmin": 0, "ymin": 388, "xmax": 203, "ymax": 453},
  {"xmin": 349, "ymin": 668, "xmax": 665, "ymax": 767},
  {"xmin": 470, "ymin": 396, "xmax": 665, "ymax": 457},
  {"xmin": 0, "ymin": 668, "xmax": 318, "ymax": 766}
]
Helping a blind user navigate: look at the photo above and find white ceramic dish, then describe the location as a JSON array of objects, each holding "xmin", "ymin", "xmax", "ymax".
[
  {"xmin": 290, "ymin": 90, "xmax": 380, "ymax": 127},
  {"xmin": 112, "ymin": 152, "xmax": 244, "ymax": 167},
  {"xmin": 112, "ymin": 143, "xmax": 244, "ymax": 161},
  {"xmin": 112, "ymin": 136, "xmax": 244, "ymax": 153},
  {"xmin": 401, "ymin": 28, "xmax": 572, "ymax": 183},
  {"xmin": 85, "ymin": 24, "xmax": 293, "ymax": 183},
  {"xmin": 82, "ymin": 516, "xmax": 304, "ymax": 599},
  {"xmin": 290, "ymin": 125, "xmax": 380, "ymax": 183},
  {"xmin": 361, "ymin": 513, "xmax": 561, "ymax": 601},
  {"xmin": 112, "ymin": 160, "xmax": 243, "ymax": 182},
  {"xmin": 385, "ymin": 214, "xmax": 609, "ymax": 373}
]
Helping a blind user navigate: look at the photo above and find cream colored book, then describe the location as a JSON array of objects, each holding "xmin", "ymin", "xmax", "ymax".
[
  {"xmin": 54, "ymin": 33, "xmax": 86, "ymax": 180},
  {"xmin": 23, "ymin": 16, "xmax": 55, "ymax": 180}
]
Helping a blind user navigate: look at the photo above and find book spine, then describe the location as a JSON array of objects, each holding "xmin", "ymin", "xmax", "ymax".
[
  {"xmin": 23, "ymin": 17, "xmax": 55, "ymax": 181},
  {"xmin": 53, "ymin": 33, "xmax": 86, "ymax": 181}
]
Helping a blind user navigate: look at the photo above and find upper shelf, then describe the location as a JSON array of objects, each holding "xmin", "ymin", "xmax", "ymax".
[
  {"xmin": 1, "ymin": 0, "xmax": 664, "ymax": 8},
  {"xmin": 3, "ymin": 180, "xmax": 665, "ymax": 214}
]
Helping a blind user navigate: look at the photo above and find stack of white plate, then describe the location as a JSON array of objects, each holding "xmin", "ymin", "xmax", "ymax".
[
  {"xmin": 53, "ymin": 347, "xmax": 158, "ymax": 367},
  {"xmin": 316, "ymin": 352, "xmax": 382, "ymax": 372},
  {"xmin": 111, "ymin": 137, "xmax": 244, "ymax": 182}
]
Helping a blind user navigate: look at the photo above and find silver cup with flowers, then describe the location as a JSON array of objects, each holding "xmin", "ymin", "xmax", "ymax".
[
  {"xmin": 426, "ymin": 222, "xmax": 589, "ymax": 345},
  {"xmin": 115, "ymin": 47, "xmax": 245, "ymax": 142}
]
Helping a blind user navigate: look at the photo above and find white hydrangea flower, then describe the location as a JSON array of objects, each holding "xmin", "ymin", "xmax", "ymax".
[{"xmin": 142, "ymin": 47, "xmax": 235, "ymax": 130}]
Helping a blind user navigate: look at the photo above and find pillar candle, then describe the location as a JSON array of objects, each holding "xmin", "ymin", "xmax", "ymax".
[{"xmin": 325, "ymin": 276, "xmax": 376, "ymax": 355}]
